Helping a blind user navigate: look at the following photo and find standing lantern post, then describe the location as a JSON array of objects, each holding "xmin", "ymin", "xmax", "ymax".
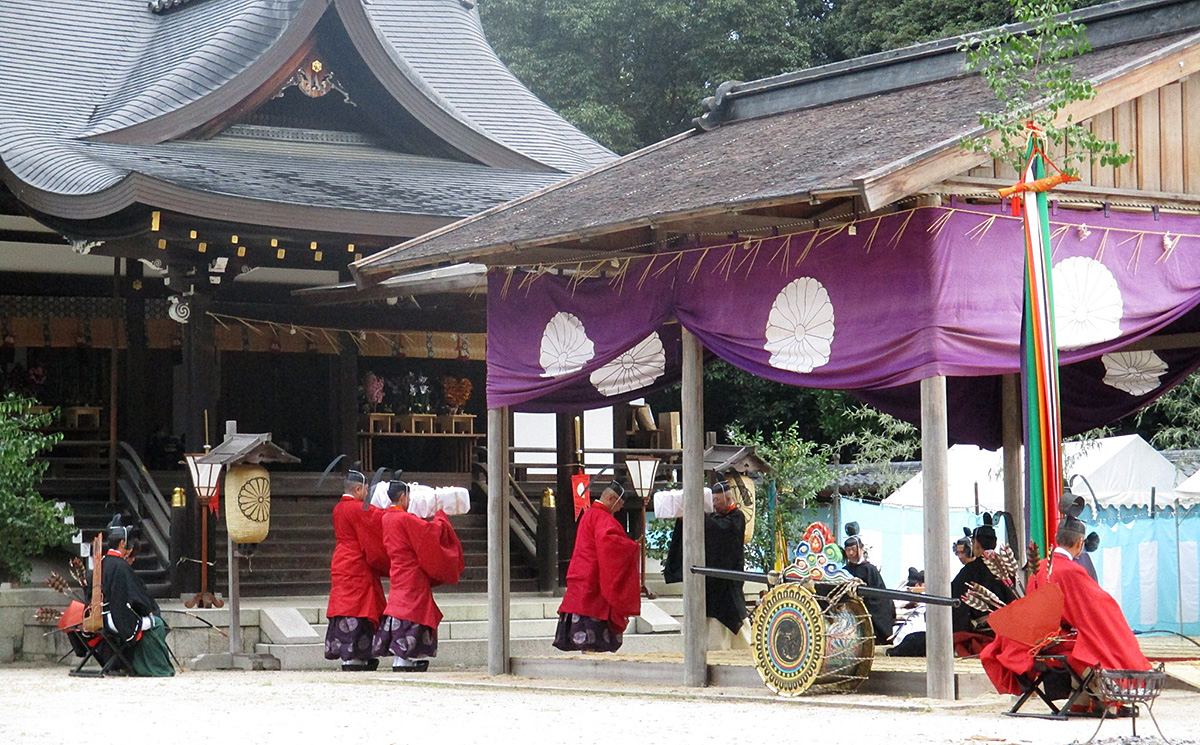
[
  {"xmin": 184, "ymin": 454, "xmax": 224, "ymax": 609},
  {"xmin": 191, "ymin": 420, "xmax": 298, "ymax": 671},
  {"xmin": 625, "ymin": 455, "xmax": 661, "ymax": 599}
]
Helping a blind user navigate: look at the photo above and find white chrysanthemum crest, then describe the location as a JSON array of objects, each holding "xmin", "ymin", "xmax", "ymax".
[
  {"xmin": 539, "ymin": 312, "xmax": 595, "ymax": 378},
  {"xmin": 764, "ymin": 277, "xmax": 835, "ymax": 373},
  {"xmin": 1101, "ymin": 351, "xmax": 1168, "ymax": 396},
  {"xmin": 1053, "ymin": 256, "xmax": 1123, "ymax": 350},
  {"xmin": 590, "ymin": 332, "xmax": 666, "ymax": 397}
]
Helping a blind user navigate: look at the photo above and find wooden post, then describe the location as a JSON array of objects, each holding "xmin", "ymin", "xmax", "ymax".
[
  {"xmin": 921, "ymin": 376, "xmax": 954, "ymax": 700},
  {"xmin": 555, "ymin": 411, "xmax": 579, "ymax": 586},
  {"xmin": 1001, "ymin": 373, "xmax": 1026, "ymax": 563},
  {"xmin": 487, "ymin": 406, "xmax": 511, "ymax": 675},
  {"xmin": 682, "ymin": 328, "xmax": 707, "ymax": 688},
  {"xmin": 180, "ymin": 291, "xmax": 216, "ymax": 594}
]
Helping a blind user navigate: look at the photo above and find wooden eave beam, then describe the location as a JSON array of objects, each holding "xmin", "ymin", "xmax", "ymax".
[
  {"xmin": 931, "ymin": 176, "xmax": 1200, "ymax": 211},
  {"xmin": 853, "ymin": 35, "xmax": 1200, "ymax": 212},
  {"xmin": 1121, "ymin": 332, "xmax": 1200, "ymax": 352}
]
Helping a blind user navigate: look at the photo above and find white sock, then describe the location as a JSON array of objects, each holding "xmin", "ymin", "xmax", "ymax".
[{"xmin": 393, "ymin": 658, "xmax": 419, "ymax": 668}]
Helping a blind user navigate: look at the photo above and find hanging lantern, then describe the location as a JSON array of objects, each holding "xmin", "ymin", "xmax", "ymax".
[{"xmin": 224, "ymin": 464, "xmax": 271, "ymax": 543}]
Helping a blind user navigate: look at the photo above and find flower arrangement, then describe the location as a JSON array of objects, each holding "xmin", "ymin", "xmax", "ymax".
[
  {"xmin": 361, "ymin": 371, "xmax": 385, "ymax": 413},
  {"xmin": 441, "ymin": 376, "xmax": 473, "ymax": 414}
]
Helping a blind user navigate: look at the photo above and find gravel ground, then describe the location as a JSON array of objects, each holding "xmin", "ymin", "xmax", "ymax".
[{"xmin": 0, "ymin": 664, "xmax": 1196, "ymax": 745}]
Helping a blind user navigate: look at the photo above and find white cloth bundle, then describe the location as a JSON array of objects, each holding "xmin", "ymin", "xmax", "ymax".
[
  {"xmin": 434, "ymin": 486, "xmax": 471, "ymax": 516},
  {"xmin": 406, "ymin": 483, "xmax": 438, "ymax": 518},
  {"xmin": 651, "ymin": 488, "xmax": 713, "ymax": 519},
  {"xmin": 370, "ymin": 481, "xmax": 392, "ymax": 510}
]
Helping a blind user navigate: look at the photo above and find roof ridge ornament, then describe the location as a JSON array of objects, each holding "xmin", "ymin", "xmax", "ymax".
[
  {"xmin": 274, "ymin": 54, "xmax": 356, "ymax": 107},
  {"xmin": 694, "ymin": 80, "xmax": 742, "ymax": 132},
  {"xmin": 148, "ymin": 0, "xmax": 212, "ymax": 14}
]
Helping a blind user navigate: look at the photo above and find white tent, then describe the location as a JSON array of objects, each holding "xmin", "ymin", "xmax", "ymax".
[
  {"xmin": 883, "ymin": 435, "xmax": 1180, "ymax": 510},
  {"xmin": 883, "ymin": 445, "xmax": 1005, "ymax": 510},
  {"xmin": 1064, "ymin": 434, "xmax": 1180, "ymax": 509},
  {"xmin": 1163, "ymin": 465, "xmax": 1200, "ymax": 505}
]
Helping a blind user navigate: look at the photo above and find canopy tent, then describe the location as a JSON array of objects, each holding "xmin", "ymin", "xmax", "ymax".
[
  {"xmin": 883, "ymin": 435, "xmax": 1180, "ymax": 510},
  {"xmin": 1166, "ymin": 465, "xmax": 1200, "ymax": 504},
  {"xmin": 884, "ymin": 445, "xmax": 1005, "ymax": 510},
  {"xmin": 1065, "ymin": 434, "xmax": 1181, "ymax": 508},
  {"xmin": 487, "ymin": 205, "xmax": 1200, "ymax": 447}
]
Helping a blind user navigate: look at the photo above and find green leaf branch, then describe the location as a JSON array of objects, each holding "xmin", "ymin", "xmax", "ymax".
[{"xmin": 959, "ymin": 0, "xmax": 1131, "ymax": 175}]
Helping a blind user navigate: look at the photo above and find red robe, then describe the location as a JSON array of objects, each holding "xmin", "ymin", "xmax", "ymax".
[
  {"xmin": 981, "ymin": 548, "xmax": 1150, "ymax": 695},
  {"xmin": 326, "ymin": 495, "xmax": 387, "ymax": 622},
  {"xmin": 382, "ymin": 509, "xmax": 465, "ymax": 629},
  {"xmin": 558, "ymin": 502, "xmax": 641, "ymax": 633}
]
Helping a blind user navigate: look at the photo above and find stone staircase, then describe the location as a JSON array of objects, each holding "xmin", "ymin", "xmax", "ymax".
[
  {"xmin": 38, "ymin": 442, "xmax": 178, "ymax": 597},
  {"xmin": 252, "ymin": 594, "xmax": 683, "ymax": 669},
  {"xmin": 213, "ymin": 497, "xmax": 539, "ymax": 597}
]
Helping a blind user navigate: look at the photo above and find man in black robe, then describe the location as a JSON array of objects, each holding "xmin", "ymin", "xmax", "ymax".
[
  {"xmin": 663, "ymin": 481, "xmax": 749, "ymax": 636},
  {"xmin": 87, "ymin": 516, "xmax": 174, "ymax": 676},
  {"xmin": 843, "ymin": 531, "xmax": 895, "ymax": 644},
  {"xmin": 950, "ymin": 523, "xmax": 1015, "ymax": 634}
]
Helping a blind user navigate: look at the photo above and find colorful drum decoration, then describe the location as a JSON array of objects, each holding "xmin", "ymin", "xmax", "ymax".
[
  {"xmin": 751, "ymin": 583, "xmax": 827, "ymax": 696},
  {"xmin": 813, "ymin": 594, "xmax": 874, "ymax": 692}
]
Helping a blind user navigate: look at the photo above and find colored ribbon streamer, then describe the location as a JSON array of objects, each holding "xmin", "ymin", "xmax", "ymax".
[{"xmin": 1011, "ymin": 132, "xmax": 1064, "ymax": 555}]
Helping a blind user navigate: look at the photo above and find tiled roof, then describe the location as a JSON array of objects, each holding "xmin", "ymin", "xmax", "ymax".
[
  {"xmin": 352, "ymin": 0, "xmax": 1200, "ymax": 276},
  {"xmin": 0, "ymin": 0, "xmax": 613, "ymax": 225}
]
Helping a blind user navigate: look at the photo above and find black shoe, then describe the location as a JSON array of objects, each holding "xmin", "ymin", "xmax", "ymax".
[
  {"xmin": 366, "ymin": 659, "xmax": 380, "ymax": 671},
  {"xmin": 392, "ymin": 660, "xmax": 430, "ymax": 673},
  {"xmin": 341, "ymin": 663, "xmax": 369, "ymax": 672}
]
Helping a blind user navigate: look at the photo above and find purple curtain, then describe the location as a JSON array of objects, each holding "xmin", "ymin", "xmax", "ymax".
[{"xmin": 486, "ymin": 204, "xmax": 1200, "ymax": 445}]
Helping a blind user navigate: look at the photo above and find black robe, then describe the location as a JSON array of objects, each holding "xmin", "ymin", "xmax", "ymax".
[
  {"xmin": 91, "ymin": 554, "xmax": 162, "ymax": 645},
  {"xmin": 950, "ymin": 558, "xmax": 1016, "ymax": 633},
  {"xmin": 663, "ymin": 508, "xmax": 749, "ymax": 633},
  {"xmin": 846, "ymin": 560, "xmax": 896, "ymax": 643}
]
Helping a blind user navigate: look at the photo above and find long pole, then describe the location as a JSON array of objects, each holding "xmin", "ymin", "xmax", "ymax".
[
  {"xmin": 682, "ymin": 327, "xmax": 706, "ymax": 688},
  {"xmin": 1001, "ymin": 374, "xmax": 1026, "ymax": 565},
  {"xmin": 109, "ymin": 258, "xmax": 120, "ymax": 506},
  {"xmin": 921, "ymin": 375, "xmax": 954, "ymax": 700},
  {"xmin": 487, "ymin": 407, "xmax": 511, "ymax": 675},
  {"xmin": 1177, "ymin": 498, "xmax": 1184, "ymax": 636}
]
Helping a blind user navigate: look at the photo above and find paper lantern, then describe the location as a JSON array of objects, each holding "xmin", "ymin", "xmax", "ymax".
[{"xmin": 224, "ymin": 464, "xmax": 270, "ymax": 543}]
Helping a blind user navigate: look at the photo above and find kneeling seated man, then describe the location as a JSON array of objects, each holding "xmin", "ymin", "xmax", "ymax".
[
  {"xmin": 84, "ymin": 516, "xmax": 173, "ymax": 676},
  {"xmin": 981, "ymin": 515, "xmax": 1150, "ymax": 700}
]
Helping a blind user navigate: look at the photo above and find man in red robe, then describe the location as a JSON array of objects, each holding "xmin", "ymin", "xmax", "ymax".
[
  {"xmin": 981, "ymin": 516, "xmax": 1150, "ymax": 699},
  {"xmin": 324, "ymin": 471, "xmax": 389, "ymax": 671},
  {"xmin": 372, "ymin": 480, "xmax": 464, "ymax": 672},
  {"xmin": 554, "ymin": 479, "xmax": 641, "ymax": 653}
]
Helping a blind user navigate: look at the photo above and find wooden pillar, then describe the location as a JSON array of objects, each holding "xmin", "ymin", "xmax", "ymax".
[
  {"xmin": 180, "ymin": 291, "xmax": 217, "ymax": 593},
  {"xmin": 336, "ymin": 334, "xmax": 358, "ymax": 461},
  {"xmin": 121, "ymin": 260, "xmax": 147, "ymax": 454},
  {"xmin": 1001, "ymin": 373, "xmax": 1026, "ymax": 562},
  {"xmin": 487, "ymin": 406, "xmax": 511, "ymax": 675},
  {"xmin": 921, "ymin": 375, "xmax": 954, "ymax": 700},
  {"xmin": 682, "ymin": 328, "xmax": 707, "ymax": 688},
  {"xmin": 555, "ymin": 411, "xmax": 579, "ymax": 586}
]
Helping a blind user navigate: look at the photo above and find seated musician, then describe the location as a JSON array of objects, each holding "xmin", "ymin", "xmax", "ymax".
[
  {"xmin": 85, "ymin": 516, "xmax": 174, "ymax": 676},
  {"xmin": 980, "ymin": 516, "xmax": 1148, "ymax": 701},
  {"xmin": 951, "ymin": 521, "xmax": 1015, "ymax": 635}
]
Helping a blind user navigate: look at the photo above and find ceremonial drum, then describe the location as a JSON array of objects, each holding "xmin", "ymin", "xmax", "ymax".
[
  {"xmin": 224, "ymin": 464, "xmax": 270, "ymax": 543},
  {"xmin": 751, "ymin": 583, "xmax": 875, "ymax": 696}
]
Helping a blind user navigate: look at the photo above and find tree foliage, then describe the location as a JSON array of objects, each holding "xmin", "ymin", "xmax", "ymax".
[
  {"xmin": 816, "ymin": 0, "xmax": 1015, "ymax": 61},
  {"xmin": 959, "ymin": 0, "xmax": 1129, "ymax": 174},
  {"xmin": 0, "ymin": 394, "xmax": 72, "ymax": 583},
  {"xmin": 478, "ymin": 0, "xmax": 816, "ymax": 153},
  {"xmin": 728, "ymin": 423, "xmax": 833, "ymax": 570}
]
